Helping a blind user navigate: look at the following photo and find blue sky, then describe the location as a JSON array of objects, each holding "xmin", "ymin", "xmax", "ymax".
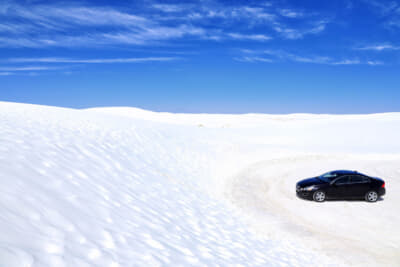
[{"xmin": 0, "ymin": 0, "xmax": 399, "ymax": 113}]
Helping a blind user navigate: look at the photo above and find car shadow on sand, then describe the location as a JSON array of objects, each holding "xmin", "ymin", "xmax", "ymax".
[{"xmin": 297, "ymin": 195, "xmax": 385, "ymax": 202}]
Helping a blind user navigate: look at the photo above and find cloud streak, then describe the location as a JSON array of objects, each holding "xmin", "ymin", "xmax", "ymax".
[
  {"xmin": 234, "ymin": 56, "xmax": 274, "ymax": 63},
  {"xmin": 361, "ymin": 0, "xmax": 400, "ymax": 31},
  {"xmin": 227, "ymin": 33, "xmax": 271, "ymax": 41},
  {"xmin": 0, "ymin": 1, "xmax": 329, "ymax": 48},
  {"xmin": 238, "ymin": 49, "xmax": 383, "ymax": 66},
  {"xmin": 279, "ymin": 9, "xmax": 304, "ymax": 18},
  {"xmin": 361, "ymin": 0, "xmax": 399, "ymax": 16},
  {"xmin": 0, "ymin": 71, "xmax": 13, "ymax": 75},
  {"xmin": 357, "ymin": 44, "xmax": 400, "ymax": 51},
  {"xmin": 0, "ymin": 3, "xmax": 204, "ymax": 47},
  {"xmin": 0, "ymin": 57, "xmax": 178, "ymax": 76},
  {"xmin": 0, "ymin": 66, "xmax": 56, "ymax": 71},
  {"xmin": 331, "ymin": 59, "xmax": 361, "ymax": 65},
  {"xmin": 7, "ymin": 57, "xmax": 179, "ymax": 64},
  {"xmin": 273, "ymin": 20, "xmax": 328, "ymax": 39}
]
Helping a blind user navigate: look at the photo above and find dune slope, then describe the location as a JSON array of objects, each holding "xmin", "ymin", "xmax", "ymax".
[{"xmin": 1, "ymin": 102, "xmax": 399, "ymax": 266}]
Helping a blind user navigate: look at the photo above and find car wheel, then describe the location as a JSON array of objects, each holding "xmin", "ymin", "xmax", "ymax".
[
  {"xmin": 313, "ymin": 190, "xmax": 326, "ymax": 202},
  {"xmin": 365, "ymin": 190, "xmax": 378, "ymax": 202}
]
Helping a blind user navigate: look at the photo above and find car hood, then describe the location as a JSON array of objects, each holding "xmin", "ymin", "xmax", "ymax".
[{"xmin": 297, "ymin": 177, "xmax": 327, "ymax": 187}]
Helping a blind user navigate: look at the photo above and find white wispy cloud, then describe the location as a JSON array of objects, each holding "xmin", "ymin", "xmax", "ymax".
[
  {"xmin": 0, "ymin": 71, "xmax": 13, "ymax": 75},
  {"xmin": 293, "ymin": 56, "xmax": 331, "ymax": 64},
  {"xmin": 361, "ymin": 0, "xmax": 399, "ymax": 15},
  {"xmin": 0, "ymin": 23, "xmax": 36, "ymax": 33},
  {"xmin": 0, "ymin": 57, "xmax": 178, "ymax": 75},
  {"xmin": 279, "ymin": 9, "xmax": 304, "ymax": 18},
  {"xmin": 152, "ymin": 4, "xmax": 189, "ymax": 13},
  {"xmin": 236, "ymin": 7, "xmax": 276, "ymax": 20},
  {"xmin": 0, "ymin": 35, "xmax": 61, "ymax": 47},
  {"xmin": 357, "ymin": 44, "xmax": 400, "ymax": 51},
  {"xmin": 331, "ymin": 59, "xmax": 361, "ymax": 65},
  {"xmin": 260, "ymin": 50, "xmax": 329, "ymax": 64},
  {"xmin": 0, "ymin": 1, "xmax": 329, "ymax": 48},
  {"xmin": 0, "ymin": 3, "xmax": 204, "ymax": 47},
  {"xmin": 0, "ymin": 66, "xmax": 56, "ymax": 71},
  {"xmin": 273, "ymin": 20, "xmax": 328, "ymax": 39},
  {"xmin": 7, "ymin": 57, "xmax": 179, "ymax": 64},
  {"xmin": 182, "ymin": 5, "xmax": 277, "ymax": 22},
  {"xmin": 234, "ymin": 56, "xmax": 274, "ymax": 63},
  {"xmin": 11, "ymin": 5, "xmax": 148, "ymax": 28},
  {"xmin": 0, "ymin": 27, "xmax": 206, "ymax": 48},
  {"xmin": 362, "ymin": 0, "xmax": 400, "ymax": 31},
  {"xmin": 99, "ymin": 25, "xmax": 205, "ymax": 46},
  {"xmin": 387, "ymin": 20, "xmax": 400, "ymax": 28},
  {"xmin": 367, "ymin": 60, "xmax": 384, "ymax": 65},
  {"xmin": 238, "ymin": 49, "xmax": 382, "ymax": 66},
  {"xmin": 228, "ymin": 33, "xmax": 271, "ymax": 41}
]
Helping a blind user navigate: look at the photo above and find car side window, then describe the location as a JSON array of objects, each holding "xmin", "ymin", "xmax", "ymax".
[
  {"xmin": 334, "ymin": 176, "xmax": 349, "ymax": 185},
  {"xmin": 351, "ymin": 175, "xmax": 369, "ymax": 184},
  {"xmin": 351, "ymin": 175, "xmax": 368, "ymax": 184}
]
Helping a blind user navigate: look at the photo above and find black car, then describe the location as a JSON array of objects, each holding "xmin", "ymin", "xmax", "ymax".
[{"xmin": 296, "ymin": 170, "xmax": 385, "ymax": 202}]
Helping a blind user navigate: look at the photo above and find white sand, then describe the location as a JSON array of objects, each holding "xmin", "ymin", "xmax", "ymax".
[{"xmin": 1, "ymin": 101, "xmax": 399, "ymax": 266}]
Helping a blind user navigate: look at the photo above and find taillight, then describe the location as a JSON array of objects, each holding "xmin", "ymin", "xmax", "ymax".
[{"xmin": 381, "ymin": 182, "xmax": 385, "ymax": 188}]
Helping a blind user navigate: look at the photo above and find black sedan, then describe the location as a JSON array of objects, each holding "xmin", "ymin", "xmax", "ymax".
[{"xmin": 296, "ymin": 170, "xmax": 385, "ymax": 202}]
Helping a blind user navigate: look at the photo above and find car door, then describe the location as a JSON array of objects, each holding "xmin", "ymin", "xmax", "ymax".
[
  {"xmin": 348, "ymin": 175, "xmax": 370, "ymax": 198},
  {"xmin": 328, "ymin": 176, "xmax": 350, "ymax": 199}
]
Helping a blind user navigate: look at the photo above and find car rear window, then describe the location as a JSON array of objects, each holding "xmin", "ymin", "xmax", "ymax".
[{"xmin": 351, "ymin": 175, "xmax": 369, "ymax": 183}]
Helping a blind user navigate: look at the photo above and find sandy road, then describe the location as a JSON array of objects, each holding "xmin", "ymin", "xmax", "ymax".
[{"xmin": 225, "ymin": 154, "xmax": 400, "ymax": 267}]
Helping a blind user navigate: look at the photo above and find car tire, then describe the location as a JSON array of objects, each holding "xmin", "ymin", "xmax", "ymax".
[
  {"xmin": 365, "ymin": 190, "xmax": 378, "ymax": 202},
  {"xmin": 313, "ymin": 190, "xmax": 326, "ymax": 202}
]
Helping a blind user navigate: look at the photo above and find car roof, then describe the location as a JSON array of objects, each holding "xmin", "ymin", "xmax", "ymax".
[{"xmin": 332, "ymin": 170, "xmax": 359, "ymax": 175}]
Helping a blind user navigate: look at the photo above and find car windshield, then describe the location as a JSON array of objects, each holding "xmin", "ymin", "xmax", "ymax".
[{"xmin": 319, "ymin": 171, "xmax": 339, "ymax": 182}]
